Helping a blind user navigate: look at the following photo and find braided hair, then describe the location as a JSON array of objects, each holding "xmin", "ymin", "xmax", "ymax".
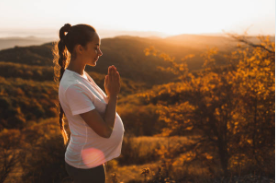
[{"xmin": 52, "ymin": 23, "xmax": 96, "ymax": 147}]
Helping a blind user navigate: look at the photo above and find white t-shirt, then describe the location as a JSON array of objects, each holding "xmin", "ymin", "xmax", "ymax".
[{"xmin": 59, "ymin": 69, "xmax": 125, "ymax": 169}]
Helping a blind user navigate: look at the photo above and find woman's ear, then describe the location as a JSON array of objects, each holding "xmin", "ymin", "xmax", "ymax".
[{"xmin": 75, "ymin": 44, "xmax": 84, "ymax": 55}]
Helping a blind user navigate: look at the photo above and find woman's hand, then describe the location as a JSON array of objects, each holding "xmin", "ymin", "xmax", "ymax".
[{"xmin": 104, "ymin": 65, "xmax": 120, "ymax": 99}]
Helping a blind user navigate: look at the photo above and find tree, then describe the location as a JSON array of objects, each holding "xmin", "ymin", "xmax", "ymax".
[{"xmin": 143, "ymin": 33, "xmax": 275, "ymax": 177}]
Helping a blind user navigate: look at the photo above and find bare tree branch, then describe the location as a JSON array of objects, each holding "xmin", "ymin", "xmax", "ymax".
[{"xmin": 225, "ymin": 32, "xmax": 275, "ymax": 54}]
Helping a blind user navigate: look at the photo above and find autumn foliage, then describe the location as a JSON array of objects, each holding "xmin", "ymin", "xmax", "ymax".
[
  {"xmin": 0, "ymin": 34, "xmax": 274, "ymax": 182},
  {"xmin": 140, "ymin": 34, "xmax": 275, "ymax": 178}
]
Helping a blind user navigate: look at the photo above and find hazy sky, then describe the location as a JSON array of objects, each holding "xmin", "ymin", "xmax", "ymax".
[{"xmin": 0, "ymin": 0, "xmax": 274, "ymax": 37}]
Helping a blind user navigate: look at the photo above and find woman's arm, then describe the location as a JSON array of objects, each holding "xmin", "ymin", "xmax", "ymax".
[
  {"xmin": 79, "ymin": 66, "xmax": 120, "ymax": 138},
  {"xmin": 79, "ymin": 95, "xmax": 117, "ymax": 138}
]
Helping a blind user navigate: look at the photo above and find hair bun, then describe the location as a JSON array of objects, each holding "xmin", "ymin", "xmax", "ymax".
[
  {"xmin": 63, "ymin": 23, "xmax": 71, "ymax": 32},
  {"xmin": 59, "ymin": 23, "xmax": 72, "ymax": 40}
]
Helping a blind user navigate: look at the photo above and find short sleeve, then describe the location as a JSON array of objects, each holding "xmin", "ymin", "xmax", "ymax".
[{"xmin": 65, "ymin": 85, "xmax": 95, "ymax": 115}]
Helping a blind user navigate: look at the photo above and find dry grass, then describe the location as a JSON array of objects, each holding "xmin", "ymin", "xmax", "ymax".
[
  {"xmin": 105, "ymin": 135, "xmax": 211, "ymax": 182},
  {"xmin": 118, "ymin": 135, "xmax": 197, "ymax": 166},
  {"xmin": 2, "ymin": 135, "xmax": 274, "ymax": 183}
]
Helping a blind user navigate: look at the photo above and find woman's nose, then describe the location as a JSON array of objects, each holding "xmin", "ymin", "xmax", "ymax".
[{"xmin": 98, "ymin": 49, "xmax": 103, "ymax": 56}]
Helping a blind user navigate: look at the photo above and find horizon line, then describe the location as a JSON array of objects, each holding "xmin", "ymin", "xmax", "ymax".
[{"xmin": 0, "ymin": 28, "xmax": 274, "ymax": 39}]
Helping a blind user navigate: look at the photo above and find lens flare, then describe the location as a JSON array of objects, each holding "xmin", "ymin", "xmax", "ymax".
[{"xmin": 81, "ymin": 148, "xmax": 105, "ymax": 168}]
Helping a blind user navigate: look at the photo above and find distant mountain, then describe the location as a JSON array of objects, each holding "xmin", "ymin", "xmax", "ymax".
[
  {"xmin": 0, "ymin": 36, "xmax": 55, "ymax": 51},
  {"xmin": 97, "ymin": 30, "xmax": 168, "ymax": 39},
  {"xmin": 0, "ymin": 29, "xmax": 168, "ymax": 51},
  {"xmin": 164, "ymin": 34, "xmax": 233, "ymax": 50},
  {"xmin": 164, "ymin": 34, "xmax": 275, "ymax": 51}
]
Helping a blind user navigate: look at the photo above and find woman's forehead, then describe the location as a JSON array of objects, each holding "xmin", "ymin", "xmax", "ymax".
[{"xmin": 92, "ymin": 32, "xmax": 100, "ymax": 44}]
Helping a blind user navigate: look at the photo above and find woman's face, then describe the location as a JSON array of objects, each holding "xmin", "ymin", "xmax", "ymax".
[{"xmin": 83, "ymin": 32, "xmax": 103, "ymax": 66}]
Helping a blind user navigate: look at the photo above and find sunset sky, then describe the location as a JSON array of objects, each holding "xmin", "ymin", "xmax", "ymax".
[{"xmin": 0, "ymin": 0, "xmax": 274, "ymax": 38}]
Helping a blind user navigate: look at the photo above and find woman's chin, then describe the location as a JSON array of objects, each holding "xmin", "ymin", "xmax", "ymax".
[{"xmin": 87, "ymin": 63, "xmax": 96, "ymax": 67}]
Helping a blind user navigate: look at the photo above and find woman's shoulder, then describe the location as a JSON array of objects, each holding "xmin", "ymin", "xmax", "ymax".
[
  {"xmin": 60, "ymin": 73, "xmax": 88, "ymax": 93},
  {"xmin": 65, "ymin": 80, "xmax": 90, "ymax": 93}
]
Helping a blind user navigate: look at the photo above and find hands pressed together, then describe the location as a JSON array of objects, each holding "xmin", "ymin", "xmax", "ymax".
[{"xmin": 104, "ymin": 65, "xmax": 120, "ymax": 99}]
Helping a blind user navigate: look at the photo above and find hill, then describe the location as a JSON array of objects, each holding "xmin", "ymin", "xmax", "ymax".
[
  {"xmin": 0, "ymin": 34, "xmax": 244, "ymax": 85},
  {"xmin": 0, "ymin": 34, "xmax": 274, "ymax": 183},
  {"xmin": 0, "ymin": 34, "xmax": 235, "ymax": 130}
]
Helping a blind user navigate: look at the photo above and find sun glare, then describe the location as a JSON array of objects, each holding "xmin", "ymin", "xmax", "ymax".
[
  {"xmin": 0, "ymin": 0, "xmax": 274, "ymax": 36},
  {"xmin": 83, "ymin": 0, "xmax": 274, "ymax": 36}
]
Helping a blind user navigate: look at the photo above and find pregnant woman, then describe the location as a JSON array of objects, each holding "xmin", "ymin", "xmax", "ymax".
[{"xmin": 53, "ymin": 23, "xmax": 125, "ymax": 183}]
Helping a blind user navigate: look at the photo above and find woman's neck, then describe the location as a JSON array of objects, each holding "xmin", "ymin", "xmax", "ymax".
[{"xmin": 66, "ymin": 60, "xmax": 86, "ymax": 75}]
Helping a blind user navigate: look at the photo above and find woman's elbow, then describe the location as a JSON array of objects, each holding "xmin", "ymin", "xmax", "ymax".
[{"xmin": 103, "ymin": 127, "xmax": 114, "ymax": 138}]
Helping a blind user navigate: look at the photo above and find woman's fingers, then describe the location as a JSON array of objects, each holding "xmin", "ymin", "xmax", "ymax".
[
  {"xmin": 108, "ymin": 66, "xmax": 111, "ymax": 75},
  {"xmin": 108, "ymin": 66, "xmax": 113, "ymax": 81},
  {"xmin": 108, "ymin": 66, "xmax": 114, "ymax": 74},
  {"xmin": 115, "ymin": 71, "xmax": 119, "ymax": 81},
  {"xmin": 107, "ymin": 65, "xmax": 120, "ymax": 83},
  {"xmin": 112, "ymin": 67, "xmax": 117, "ymax": 81}
]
